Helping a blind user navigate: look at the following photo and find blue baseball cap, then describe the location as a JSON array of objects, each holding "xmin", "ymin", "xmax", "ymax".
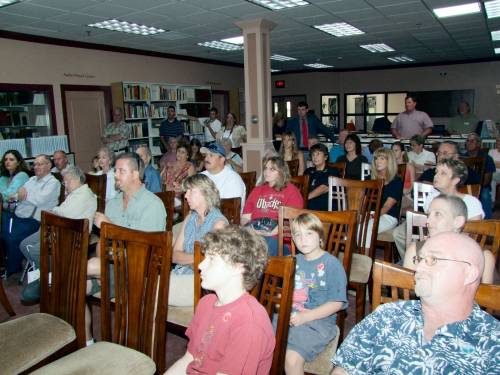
[{"xmin": 200, "ymin": 142, "xmax": 226, "ymax": 158}]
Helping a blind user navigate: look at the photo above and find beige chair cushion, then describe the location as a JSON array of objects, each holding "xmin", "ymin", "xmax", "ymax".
[
  {"xmin": 167, "ymin": 306, "xmax": 193, "ymax": 327},
  {"xmin": 31, "ymin": 341, "xmax": 156, "ymax": 375},
  {"xmin": 0, "ymin": 313, "xmax": 75, "ymax": 374},
  {"xmin": 377, "ymin": 228, "xmax": 395, "ymax": 242},
  {"xmin": 304, "ymin": 325, "xmax": 340, "ymax": 375},
  {"xmin": 338, "ymin": 252, "xmax": 373, "ymax": 284}
]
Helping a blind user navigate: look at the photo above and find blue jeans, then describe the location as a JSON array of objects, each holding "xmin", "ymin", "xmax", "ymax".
[
  {"xmin": 1, "ymin": 211, "xmax": 40, "ymax": 275},
  {"xmin": 480, "ymin": 186, "xmax": 492, "ymax": 219},
  {"xmin": 263, "ymin": 236, "xmax": 290, "ymax": 257}
]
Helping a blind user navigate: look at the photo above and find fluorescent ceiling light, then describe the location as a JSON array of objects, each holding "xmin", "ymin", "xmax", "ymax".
[
  {"xmin": 314, "ymin": 22, "xmax": 364, "ymax": 37},
  {"xmin": 360, "ymin": 43, "xmax": 395, "ymax": 53},
  {"xmin": 433, "ymin": 2, "xmax": 480, "ymax": 18},
  {"xmin": 271, "ymin": 54, "xmax": 297, "ymax": 61},
  {"xmin": 271, "ymin": 69, "xmax": 281, "ymax": 72},
  {"xmin": 495, "ymin": 48, "xmax": 500, "ymax": 54},
  {"xmin": 485, "ymin": 0, "xmax": 500, "ymax": 18},
  {"xmin": 221, "ymin": 36, "xmax": 244, "ymax": 45},
  {"xmin": 197, "ymin": 41, "xmax": 243, "ymax": 51},
  {"xmin": 492, "ymin": 30, "xmax": 500, "ymax": 40},
  {"xmin": 88, "ymin": 19, "xmax": 165, "ymax": 35},
  {"xmin": 247, "ymin": 0, "xmax": 310, "ymax": 11},
  {"xmin": 304, "ymin": 63, "xmax": 333, "ymax": 69},
  {"xmin": 0, "ymin": 0, "xmax": 19, "ymax": 8},
  {"xmin": 388, "ymin": 56, "xmax": 415, "ymax": 62}
]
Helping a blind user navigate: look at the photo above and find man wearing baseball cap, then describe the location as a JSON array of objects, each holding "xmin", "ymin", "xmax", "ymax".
[{"xmin": 200, "ymin": 143, "xmax": 246, "ymax": 207}]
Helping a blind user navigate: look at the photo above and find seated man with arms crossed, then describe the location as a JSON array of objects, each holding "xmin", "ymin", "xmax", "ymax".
[
  {"xmin": 331, "ymin": 232, "xmax": 499, "ymax": 374},
  {"xmin": 165, "ymin": 226, "xmax": 275, "ymax": 374}
]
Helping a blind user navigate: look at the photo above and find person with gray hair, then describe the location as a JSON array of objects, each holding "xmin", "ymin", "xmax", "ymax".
[
  {"xmin": 448, "ymin": 101, "xmax": 479, "ymax": 134},
  {"xmin": 20, "ymin": 165, "xmax": 98, "ymax": 303},
  {"xmin": 220, "ymin": 137, "xmax": 243, "ymax": 173},
  {"xmin": 94, "ymin": 146, "xmax": 118, "ymax": 202},
  {"xmin": 135, "ymin": 145, "xmax": 161, "ymax": 193}
]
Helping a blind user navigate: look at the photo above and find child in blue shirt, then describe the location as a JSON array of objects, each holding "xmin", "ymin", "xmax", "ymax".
[{"xmin": 285, "ymin": 213, "xmax": 348, "ymax": 374}]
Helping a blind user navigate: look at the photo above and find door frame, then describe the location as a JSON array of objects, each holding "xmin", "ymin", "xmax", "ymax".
[
  {"xmin": 60, "ymin": 85, "xmax": 112, "ymax": 151},
  {"xmin": 212, "ymin": 89, "xmax": 229, "ymax": 115}
]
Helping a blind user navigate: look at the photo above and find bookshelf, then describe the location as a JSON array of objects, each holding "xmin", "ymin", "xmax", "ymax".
[{"xmin": 112, "ymin": 82, "xmax": 212, "ymax": 165}]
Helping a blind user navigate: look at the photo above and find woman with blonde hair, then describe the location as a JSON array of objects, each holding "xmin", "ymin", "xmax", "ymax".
[
  {"xmin": 279, "ymin": 131, "xmax": 305, "ymax": 176},
  {"xmin": 242, "ymin": 155, "xmax": 303, "ymax": 255},
  {"xmin": 169, "ymin": 174, "xmax": 228, "ymax": 306},
  {"xmin": 370, "ymin": 148, "xmax": 403, "ymax": 237}
]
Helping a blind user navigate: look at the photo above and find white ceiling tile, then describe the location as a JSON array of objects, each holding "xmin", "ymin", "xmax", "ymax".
[{"xmin": 78, "ymin": 3, "xmax": 137, "ymax": 18}]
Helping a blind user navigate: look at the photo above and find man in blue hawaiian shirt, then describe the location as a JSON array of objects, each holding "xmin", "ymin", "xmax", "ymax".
[{"xmin": 331, "ymin": 232, "xmax": 499, "ymax": 374}]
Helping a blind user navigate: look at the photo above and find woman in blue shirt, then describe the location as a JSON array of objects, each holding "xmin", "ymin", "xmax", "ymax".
[{"xmin": 0, "ymin": 149, "xmax": 30, "ymax": 201}]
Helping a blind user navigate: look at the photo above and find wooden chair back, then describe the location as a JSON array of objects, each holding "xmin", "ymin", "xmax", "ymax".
[
  {"xmin": 361, "ymin": 162, "xmax": 371, "ymax": 181},
  {"xmin": 463, "ymin": 219, "xmax": 500, "ymax": 257},
  {"xmin": 85, "ymin": 173, "xmax": 107, "ymax": 213},
  {"xmin": 372, "ymin": 260, "xmax": 416, "ymax": 310},
  {"xmin": 239, "ymin": 171, "xmax": 257, "ymax": 199},
  {"xmin": 154, "ymin": 191, "xmax": 175, "ymax": 231},
  {"xmin": 405, "ymin": 210, "xmax": 428, "ymax": 248},
  {"xmin": 287, "ymin": 159, "xmax": 300, "ymax": 176},
  {"xmin": 99, "ymin": 223, "xmax": 173, "ymax": 373},
  {"xmin": 328, "ymin": 177, "xmax": 384, "ymax": 258},
  {"xmin": 52, "ymin": 172, "xmax": 66, "ymax": 205},
  {"xmin": 257, "ymin": 256, "xmax": 295, "ymax": 375},
  {"xmin": 458, "ymin": 184, "xmax": 481, "ymax": 198},
  {"xmin": 0, "ymin": 194, "xmax": 15, "ymax": 316},
  {"xmin": 413, "ymin": 182, "xmax": 435, "ymax": 212},
  {"xmin": 290, "ymin": 175, "xmax": 310, "ymax": 204},
  {"xmin": 220, "ymin": 197, "xmax": 241, "ymax": 225},
  {"xmin": 328, "ymin": 161, "xmax": 346, "ymax": 178},
  {"xmin": 462, "ymin": 156, "xmax": 486, "ymax": 185},
  {"xmin": 475, "ymin": 283, "xmax": 500, "ymax": 315},
  {"xmin": 40, "ymin": 211, "xmax": 89, "ymax": 348}
]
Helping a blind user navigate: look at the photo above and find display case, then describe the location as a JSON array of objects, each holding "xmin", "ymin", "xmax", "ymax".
[
  {"xmin": 320, "ymin": 94, "xmax": 339, "ymax": 132},
  {"xmin": 0, "ymin": 84, "xmax": 56, "ymax": 139}
]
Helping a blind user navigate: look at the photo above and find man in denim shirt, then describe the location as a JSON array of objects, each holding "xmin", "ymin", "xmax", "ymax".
[{"xmin": 331, "ymin": 232, "xmax": 499, "ymax": 374}]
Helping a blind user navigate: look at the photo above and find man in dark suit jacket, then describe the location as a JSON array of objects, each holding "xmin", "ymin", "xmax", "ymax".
[{"xmin": 286, "ymin": 101, "xmax": 335, "ymax": 149}]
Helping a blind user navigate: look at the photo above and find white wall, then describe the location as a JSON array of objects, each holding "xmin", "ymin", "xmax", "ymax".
[{"xmin": 0, "ymin": 37, "xmax": 244, "ymax": 135}]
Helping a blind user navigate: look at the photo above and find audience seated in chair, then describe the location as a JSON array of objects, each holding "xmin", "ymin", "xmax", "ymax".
[
  {"xmin": 85, "ymin": 152, "xmax": 166, "ymax": 344},
  {"xmin": 1, "ymin": 154, "xmax": 60, "ymax": 276},
  {"xmin": 283, "ymin": 213, "xmax": 347, "ymax": 374},
  {"xmin": 304, "ymin": 143, "xmax": 340, "ymax": 211},
  {"xmin": 242, "ymin": 155, "xmax": 303, "ymax": 256},
  {"xmin": 393, "ymin": 158, "xmax": 484, "ymax": 260},
  {"xmin": 20, "ymin": 166, "xmax": 97, "ymax": 303},
  {"xmin": 161, "ymin": 141, "xmax": 195, "ymax": 200},
  {"xmin": 403, "ymin": 194, "xmax": 495, "ymax": 284},
  {"xmin": 331, "ymin": 232, "xmax": 500, "ymax": 374},
  {"xmin": 165, "ymin": 226, "xmax": 275, "ymax": 374},
  {"xmin": 92, "ymin": 146, "xmax": 118, "ymax": 202},
  {"xmin": 51, "ymin": 150, "xmax": 70, "ymax": 174},
  {"xmin": 169, "ymin": 174, "xmax": 227, "ymax": 307},
  {"xmin": 280, "ymin": 132, "xmax": 305, "ymax": 176},
  {"xmin": 220, "ymin": 137, "xmax": 243, "ymax": 173},
  {"xmin": 391, "ymin": 142, "xmax": 415, "ymax": 208},
  {"xmin": 335, "ymin": 134, "xmax": 368, "ymax": 180},
  {"xmin": 135, "ymin": 145, "xmax": 161, "ymax": 193},
  {"xmin": 189, "ymin": 138, "xmax": 205, "ymax": 172},
  {"xmin": 407, "ymin": 135, "xmax": 436, "ymax": 173}
]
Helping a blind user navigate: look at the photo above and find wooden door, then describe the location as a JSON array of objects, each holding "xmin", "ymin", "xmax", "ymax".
[{"xmin": 63, "ymin": 90, "xmax": 108, "ymax": 171}]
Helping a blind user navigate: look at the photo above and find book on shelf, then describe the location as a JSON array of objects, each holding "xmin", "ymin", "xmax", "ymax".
[
  {"xmin": 125, "ymin": 103, "xmax": 149, "ymax": 119},
  {"xmin": 150, "ymin": 127, "xmax": 160, "ymax": 137},
  {"xmin": 123, "ymin": 84, "xmax": 150, "ymax": 101},
  {"xmin": 128, "ymin": 140, "xmax": 149, "ymax": 153},
  {"xmin": 130, "ymin": 122, "xmax": 148, "ymax": 138}
]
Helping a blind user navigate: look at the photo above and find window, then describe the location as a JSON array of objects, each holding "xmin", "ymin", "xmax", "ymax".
[{"xmin": 320, "ymin": 94, "xmax": 339, "ymax": 131}]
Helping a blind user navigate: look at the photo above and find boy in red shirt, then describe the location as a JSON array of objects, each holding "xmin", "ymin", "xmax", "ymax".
[{"xmin": 165, "ymin": 226, "xmax": 275, "ymax": 374}]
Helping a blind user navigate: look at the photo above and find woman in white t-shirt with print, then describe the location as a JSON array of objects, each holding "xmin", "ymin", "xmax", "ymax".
[{"xmin": 217, "ymin": 112, "xmax": 247, "ymax": 149}]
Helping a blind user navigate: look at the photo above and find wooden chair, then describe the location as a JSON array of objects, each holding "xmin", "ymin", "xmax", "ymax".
[
  {"xmin": 290, "ymin": 175, "xmax": 310, "ymax": 204},
  {"xmin": 287, "ymin": 159, "xmax": 300, "ymax": 176},
  {"xmin": 0, "ymin": 212, "xmax": 89, "ymax": 374},
  {"xmin": 475, "ymin": 283, "xmax": 500, "ymax": 315},
  {"xmin": 85, "ymin": 173, "xmax": 107, "ymax": 213},
  {"xmin": 239, "ymin": 171, "xmax": 257, "ymax": 199},
  {"xmin": 0, "ymin": 277, "xmax": 14, "ymax": 316},
  {"xmin": 220, "ymin": 197, "xmax": 241, "ymax": 225},
  {"xmin": 154, "ymin": 191, "xmax": 175, "ymax": 231},
  {"xmin": 405, "ymin": 210, "xmax": 428, "ymax": 248},
  {"xmin": 462, "ymin": 156, "xmax": 486, "ymax": 185},
  {"xmin": 361, "ymin": 162, "xmax": 371, "ymax": 181},
  {"xmin": 328, "ymin": 161, "xmax": 345, "ymax": 178},
  {"xmin": 458, "ymin": 184, "xmax": 481, "ymax": 198},
  {"xmin": 413, "ymin": 181, "xmax": 436, "ymax": 211},
  {"xmin": 99, "ymin": 223, "xmax": 173, "ymax": 374},
  {"xmin": 463, "ymin": 219, "xmax": 500, "ymax": 257},
  {"xmin": 328, "ymin": 177, "xmax": 384, "ymax": 322}
]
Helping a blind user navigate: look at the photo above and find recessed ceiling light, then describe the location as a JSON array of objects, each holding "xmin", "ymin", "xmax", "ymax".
[
  {"xmin": 492, "ymin": 30, "xmax": 500, "ymax": 40},
  {"xmin": 485, "ymin": 0, "xmax": 500, "ymax": 18},
  {"xmin": 314, "ymin": 22, "xmax": 364, "ymax": 37},
  {"xmin": 433, "ymin": 2, "xmax": 481, "ymax": 18},
  {"xmin": 0, "ymin": 0, "xmax": 19, "ymax": 8},
  {"xmin": 387, "ymin": 56, "xmax": 415, "ymax": 63},
  {"xmin": 271, "ymin": 69, "xmax": 281, "ymax": 72},
  {"xmin": 270, "ymin": 54, "xmax": 297, "ymax": 61},
  {"xmin": 304, "ymin": 63, "xmax": 333, "ymax": 69},
  {"xmin": 221, "ymin": 36, "xmax": 244, "ymax": 45},
  {"xmin": 360, "ymin": 43, "xmax": 395, "ymax": 53},
  {"xmin": 247, "ymin": 0, "xmax": 310, "ymax": 11},
  {"xmin": 88, "ymin": 19, "xmax": 166, "ymax": 35},
  {"xmin": 197, "ymin": 41, "xmax": 244, "ymax": 51},
  {"xmin": 495, "ymin": 47, "xmax": 500, "ymax": 54}
]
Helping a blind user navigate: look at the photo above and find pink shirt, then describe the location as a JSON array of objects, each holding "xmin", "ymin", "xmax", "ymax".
[
  {"xmin": 186, "ymin": 293, "xmax": 275, "ymax": 374},
  {"xmin": 391, "ymin": 110, "xmax": 433, "ymax": 139}
]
